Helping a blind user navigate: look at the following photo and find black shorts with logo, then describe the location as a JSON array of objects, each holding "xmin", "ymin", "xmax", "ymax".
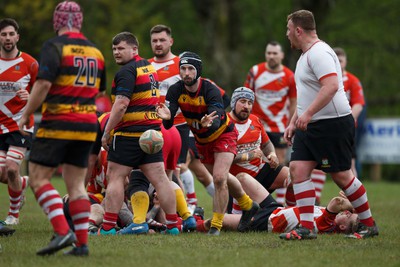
[
  {"xmin": 255, "ymin": 164, "xmax": 284, "ymax": 193},
  {"xmin": 0, "ymin": 131, "xmax": 33, "ymax": 150},
  {"xmin": 290, "ymin": 114, "xmax": 354, "ymax": 172},
  {"xmin": 107, "ymin": 135, "xmax": 163, "ymax": 168},
  {"xmin": 29, "ymin": 138, "xmax": 93, "ymax": 168}
]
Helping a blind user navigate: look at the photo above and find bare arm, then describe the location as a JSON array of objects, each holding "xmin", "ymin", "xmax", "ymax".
[
  {"xmin": 101, "ymin": 95, "xmax": 129, "ymax": 150},
  {"xmin": 18, "ymin": 79, "xmax": 52, "ymax": 131},
  {"xmin": 296, "ymin": 75, "xmax": 338, "ymax": 131},
  {"xmin": 261, "ymin": 140, "xmax": 279, "ymax": 168},
  {"xmin": 351, "ymin": 103, "xmax": 363, "ymax": 122},
  {"xmin": 326, "ymin": 196, "xmax": 354, "ymax": 213},
  {"xmin": 288, "ymin": 96, "xmax": 297, "ymax": 122}
]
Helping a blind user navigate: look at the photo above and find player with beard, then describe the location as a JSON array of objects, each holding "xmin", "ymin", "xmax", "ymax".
[
  {"xmin": 156, "ymin": 52, "xmax": 259, "ymax": 235},
  {"xmin": 244, "ymin": 41, "xmax": 297, "ymax": 204},
  {"xmin": 228, "ymin": 87, "xmax": 295, "ymax": 216},
  {"xmin": 0, "ymin": 18, "xmax": 38, "ymax": 227},
  {"xmin": 147, "ymin": 25, "xmax": 199, "ymax": 207}
]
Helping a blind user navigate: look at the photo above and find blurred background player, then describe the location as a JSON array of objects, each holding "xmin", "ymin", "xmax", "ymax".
[
  {"xmin": 19, "ymin": 1, "xmax": 106, "ymax": 256},
  {"xmin": 0, "ymin": 18, "xmax": 38, "ymax": 226},
  {"xmin": 334, "ymin": 47, "xmax": 366, "ymax": 177},
  {"xmin": 244, "ymin": 41, "xmax": 296, "ymax": 205}
]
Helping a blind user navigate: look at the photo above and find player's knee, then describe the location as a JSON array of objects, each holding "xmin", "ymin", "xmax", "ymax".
[
  {"xmin": 5, "ymin": 162, "xmax": 19, "ymax": 180},
  {"xmin": 213, "ymin": 173, "xmax": 228, "ymax": 188}
]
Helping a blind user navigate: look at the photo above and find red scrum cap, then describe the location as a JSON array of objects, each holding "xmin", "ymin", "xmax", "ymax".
[{"xmin": 53, "ymin": 1, "xmax": 83, "ymax": 32}]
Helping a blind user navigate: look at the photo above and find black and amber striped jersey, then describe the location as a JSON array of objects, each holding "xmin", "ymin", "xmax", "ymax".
[
  {"xmin": 163, "ymin": 78, "xmax": 234, "ymax": 144},
  {"xmin": 111, "ymin": 54, "xmax": 161, "ymax": 137},
  {"xmin": 35, "ymin": 32, "xmax": 106, "ymax": 142}
]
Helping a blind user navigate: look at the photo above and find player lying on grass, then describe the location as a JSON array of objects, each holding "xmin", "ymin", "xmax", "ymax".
[{"xmin": 199, "ymin": 172, "xmax": 359, "ymax": 236}]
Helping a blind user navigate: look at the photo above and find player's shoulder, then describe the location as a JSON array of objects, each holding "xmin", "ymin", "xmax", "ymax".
[{"xmin": 168, "ymin": 79, "xmax": 184, "ymax": 91}]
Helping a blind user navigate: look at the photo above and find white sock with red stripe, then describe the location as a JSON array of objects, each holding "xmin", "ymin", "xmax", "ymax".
[
  {"xmin": 231, "ymin": 198, "xmax": 242, "ymax": 214},
  {"xmin": 342, "ymin": 177, "xmax": 374, "ymax": 227},
  {"xmin": 7, "ymin": 176, "xmax": 27, "ymax": 218},
  {"xmin": 274, "ymin": 187, "xmax": 287, "ymax": 205},
  {"xmin": 69, "ymin": 198, "xmax": 90, "ymax": 247},
  {"xmin": 181, "ymin": 170, "xmax": 197, "ymax": 205},
  {"xmin": 293, "ymin": 179, "xmax": 316, "ymax": 230},
  {"xmin": 311, "ymin": 169, "xmax": 326, "ymax": 204},
  {"xmin": 35, "ymin": 183, "xmax": 70, "ymax": 235}
]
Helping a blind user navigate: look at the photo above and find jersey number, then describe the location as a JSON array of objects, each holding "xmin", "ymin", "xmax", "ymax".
[
  {"xmin": 149, "ymin": 73, "xmax": 158, "ymax": 96},
  {"xmin": 74, "ymin": 57, "xmax": 98, "ymax": 87}
]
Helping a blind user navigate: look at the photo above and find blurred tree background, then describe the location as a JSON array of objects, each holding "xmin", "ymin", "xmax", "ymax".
[{"xmin": 1, "ymin": 0, "xmax": 399, "ymax": 179}]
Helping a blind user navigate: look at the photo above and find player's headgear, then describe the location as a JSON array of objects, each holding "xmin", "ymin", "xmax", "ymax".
[
  {"xmin": 179, "ymin": 51, "xmax": 202, "ymax": 85},
  {"xmin": 53, "ymin": 1, "xmax": 83, "ymax": 32},
  {"xmin": 230, "ymin": 87, "xmax": 255, "ymax": 110}
]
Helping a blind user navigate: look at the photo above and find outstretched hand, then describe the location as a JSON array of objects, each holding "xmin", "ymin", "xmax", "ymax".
[{"xmin": 200, "ymin": 111, "xmax": 218, "ymax": 128}]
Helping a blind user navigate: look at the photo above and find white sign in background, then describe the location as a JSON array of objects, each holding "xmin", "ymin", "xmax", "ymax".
[{"xmin": 357, "ymin": 119, "xmax": 400, "ymax": 163}]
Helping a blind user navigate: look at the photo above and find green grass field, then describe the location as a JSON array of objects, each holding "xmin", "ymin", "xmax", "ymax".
[{"xmin": 1, "ymin": 178, "xmax": 399, "ymax": 267}]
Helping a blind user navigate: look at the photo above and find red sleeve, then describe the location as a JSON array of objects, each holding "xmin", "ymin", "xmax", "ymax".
[
  {"xmin": 316, "ymin": 209, "xmax": 337, "ymax": 233},
  {"xmin": 347, "ymin": 72, "xmax": 365, "ymax": 106},
  {"xmin": 288, "ymin": 73, "xmax": 297, "ymax": 98},
  {"xmin": 244, "ymin": 68, "xmax": 255, "ymax": 90}
]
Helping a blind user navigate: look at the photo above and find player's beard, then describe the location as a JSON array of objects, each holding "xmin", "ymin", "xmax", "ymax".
[
  {"xmin": 183, "ymin": 76, "xmax": 196, "ymax": 86},
  {"xmin": 153, "ymin": 48, "xmax": 168, "ymax": 58},
  {"xmin": 267, "ymin": 60, "xmax": 279, "ymax": 70},
  {"xmin": 233, "ymin": 109, "xmax": 250, "ymax": 121},
  {"xmin": 2, "ymin": 43, "xmax": 15, "ymax": 53}
]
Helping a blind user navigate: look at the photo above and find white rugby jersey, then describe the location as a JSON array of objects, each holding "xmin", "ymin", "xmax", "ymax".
[{"xmin": 295, "ymin": 41, "xmax": 351, "ymax": 121}]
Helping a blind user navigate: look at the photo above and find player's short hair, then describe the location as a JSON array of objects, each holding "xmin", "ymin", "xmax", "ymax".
[
  {"xmin": 0, "ymin": 18, "xmax": 19, "ymax": 32},
  {"xmin": 150, "ymin": 24, "xmax": 172, "ymax": 36},
  {"xmin": 333, "ymin": 47, "xmax": 347, "ymax": 58},
  {"xmin": 287, "ymin": 10, "xmax": 316, "ymax": 31},
  {"xmin": 112, "ymin": 32, "xmax": 139, "ymax": 47}
]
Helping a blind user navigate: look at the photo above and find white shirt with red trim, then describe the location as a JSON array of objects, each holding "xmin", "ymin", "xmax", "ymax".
[
  {"xmin": 268, "ymin": 206, "xmax": 336, "ymax": 233},
  {"xmin": 244, "ymin": 65, "xmax": 296, "ymax": 133},
  {"xmin": 295, "ymin": 41, "xmax": 351, "ymax": 121},
  {"xmin": 0, "ymin": 52, "xmax": 38, "ymax": 134}
]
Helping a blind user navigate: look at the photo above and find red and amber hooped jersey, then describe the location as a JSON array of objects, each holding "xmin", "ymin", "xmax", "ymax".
[
  {"xmin": 35, "ymin": 32, "xmax": 106, "ymax": 141},
  {"xmin": 164, "ymin": 78, "xmax": 233, "ymax": 144},
  {"xmin": 111, "ymin": 55, "xmax": 162, "ymax": 137}
]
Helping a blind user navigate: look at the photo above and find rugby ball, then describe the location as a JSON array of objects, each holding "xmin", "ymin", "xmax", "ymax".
[{"xmin": 139, "ymin": 129, "xmax": 164, "ymax": 154}]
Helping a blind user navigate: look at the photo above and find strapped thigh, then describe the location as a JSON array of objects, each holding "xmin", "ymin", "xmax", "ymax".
[{"xmin": 6, "ymin": 146, "xmax": 26, "ymax": 165}]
